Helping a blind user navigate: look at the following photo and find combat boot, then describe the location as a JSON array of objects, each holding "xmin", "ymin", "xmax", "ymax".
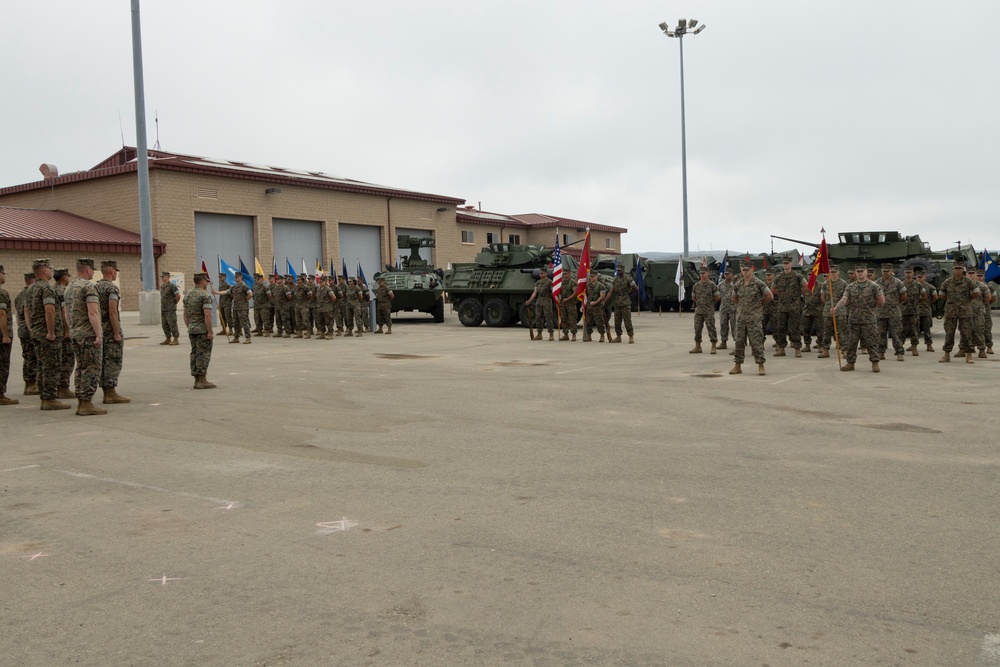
[
  {"xmin": 24, "ymin": 382, "xmax": 38, "ymax": 396},
  {"xmin": 911, "ymin": 347, "xmax": 919, "ymax": 357},
  {"xmin": 356, "ymin": 331, "xmax": 363, "ymax": 338},
  {"xmin": 375, "ymin": 325, "xmax": 384, "ymax": 334},
  {"xmin": 728, "ymin": 363, "xmax": 742, "ymax": 375},
  {"xmin": 263, "ymin": 332, "xmax": 272, "ymax": 337},
  {"xmin": 966, "ymin": 353, "xmax": 974, "ymax": 364},
  {"xmin": 193, "ymin": 375, "xmax": 216, "ymax": 389},
  {"xmin": 170, "ymin": 337, "xmax": 179, "ymax": 346},
  {"xmin": 532, "ymin": 332, "xmax": 541, "ymax": 340},
  {"xmin": 774, "ymin": 347, "xmax": 785, "ymax": 357},
  {"xmin": 582, "ymin": 334, "xmax": 591, "ymax": 342},
  {"xmin": 217, "ymin": 327, "xmax": 227, "ymax": 336},
  {"xmin": 954, "ymin": 350, "xmax": 966, "ymax": 358},
  {"xmin": 628, "ymin": 335, "xmax": 634, "ymax": 344},
  {"xmin": 283, "ymin": 333, "xmax": 291, "ymax": 338},
  {"xmin": 160, "ymin": 337, "xmax": 171, "ymax": 345},
  {"xmin": 988, "ymin": 346, "xmax": 994, "ymax": 354},
  {"xmin": 758, "ymin": 363, "xmax": 766, "ymax": 376},
  {"xmin": 717, "ymin": 341, "xmax": 727, "ymax": 349},
  {"xmin": 345, "ymin": 330, "xmax": 353, "ymax": 337},
  {"xmin": 978, "ymin": 349, "xmax": 987, "ymax": 358},
  {"xmin": 906, "ymin": 344, "xmax": 916, "ymax": 353},
  {"xmin": 939, "ymin": 352, "xmax": 950, "ymax": 363},
  {"xmin": 926, "ymin": 343, "xmax": 934, "ymax": 352},
  {"xmin": 40, "ymin": 399, "xmax": 71, "ymax": 410},
  {"xmin": 386, "ymin": 326, "xmax": 392, "ymax": 335},
  {"xmin": 335, "ymin": 331, "xmax": 342, "ymax": 337},
  {"xmin": 243, "ymin": 338, "xmax": 252, "ymax": 344},
  {"xmin": 710, "ymin": 342, "xmax": 717, "ymax": 354},
  {"xmin": 599, "ymin": 333, "xmax": 606, "ymax": 342},
  {"xmin": 57, "ymin": 385, "xmax": 74, "ymax": 399},
  {"xmin": 229, "ymin": 337, "xmax": 240, "ymax": 344},
  {"xmin": 253, "ymin": 330, "xmax": 263, "ymax": 337},
  {"xmin": 689, "ymin": 342, "xmax": 702, "ymax": 353},
  {"xmin": 817, "ymin": 349, "xmax": 830, "ymax": 358},
  {"xmin": 76, "ymin": 399, "xmax": 107, "ymax": 416},
  {"xmin": 841, "ymin": 362, "xmax": 855, "ymax": 371},
  {"xmin": 794, "ymin": 348, "xmax": 802, "ymax": 358},
  {"xmin": 571, "ymin": 333, "xmax": 577, "ymax": 341},
  {"xmin": 293, "ymin": 331, "xmax": 303, "ymax": 338},
  {"xmin": 611, "ymin": 335, "xmax": 621, "ymax": 343},
  {"xmin": 303, "ymin": 332, "xmax": 312, "ymax": 339},
  {"xmin": 896, "ymin": 354, "xmax": 904, "ymax": 361},
  {"xmin": 549, "ymin": 332, "xmax": 555, "ymax": 341},
  {"xmin": 102, "ymin": 387, "xmax": 131, "ymax": 404},
  {"xmin": 0, "ymin": 394, "xmax": 19, "ymax": 406},
  {"xmin": 559, "ymin": 333, "xmax": 569, "ymax": 341},
  {"xmin": 872, "ymin": 361, "xmax": 880, "ymax": 373},
  {"xmin": 803, "ymin": 343, "xmax": 811, "ymax": 352}
]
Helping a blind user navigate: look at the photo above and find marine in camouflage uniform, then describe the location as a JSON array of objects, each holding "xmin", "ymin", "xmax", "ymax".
[
  {"xmin": 184, "ymin": 273, "xmax": 216, "ymax": 389},
  {"xmin": 899, "ymin": 268, "xmax": 922, "ymax": 356},
  {"xmin": 226, "ymin": 273, "xmax": 253, "ymax": 343},
  {"xmin": 762, "ymin": 270, "xmax": 776, "ymax": 337},
  {"xmin": 582, "ymin": 272, "xmax": 609, "ymax": 342},
  {"xmin": 374, "ymin": 277, "xmax": 393, "ymax": 334},
  {"xmin": 874, "ymin": 263, "xmax": 907, "ymax": 361},
  {"xmin": 0, "ymin": 264, "xmax": 18, "ymax": 405},
  {"xmin": 333, "ymin": 275, "xmax": 349, "ymax": 335},
  {"xmin": 352, "ymin": 279, "xmax": 370, "ymax": 336},
  {"xmin": 251, "ymin": 273, "xmax": 270, "ymax": 336},
  {"xmin": 833, "ymin": 264, "xmax": 884, "ymax": 371},
  {"xmin": 689, "ymin": 268, "xmax": 718, "ymax": 352},
  {"xmin": 64, "ymin": 259, "xmax": 106, "ymax": 415},
  {"xmin": 800, "ymin": 272, "xmax": 824, "ymax": 352},
  {"xmin": 770, "ymin": 257, "xmax": 807, "ymax": 356},
  {"xmin": 294, "ymin": 275, "xmax": 314, "ymax": 338},
  {"xmin": 272, "ymin": 276, "xmax": 293, "ymax": 338},
  {"xmin": 611, "ymin": 271, "xmax": 637, "ymax": 343},
  {"xmin": 95, "ymin": 261, "xmax": 130, "ymax": 403},
  {"xmin": 53, "ymin": 268, "xmax": 75, "ymax": 398},
  {"xmin": 216, "ymin": 274, "xmax": 233, "ymax": 335},
  {"xmin": 717, "ymin": 268, "xmax": 736, "ymax": 349},
  {"xmin": 982, "ymin": 273, "xmax": 996, "ymax": 354},
  {"xmin": 937, "ymin": 261, "xmax": 979, "ymax": 363},
  {"xmin": 968, "ymin": 271, "xmax": 989, "ymax": 358},
  {"xmin": 526, "ymin": 272, "xmax": 555, "ymax": 340},
  {"xmin": 818, "ymin": 267, "xmax": 847, "ymax": 358},
  {"xmin": 159, "ymin": 271, "xmax": 181, "ymax": 344},
  {"xmin": 914, "ymin": 269, "xmax": 937, "ymax": 350},
  {"xmin": 558, "ymin": 286, "xmax": 578, "ymax": 341},
  {"xmin": 15, "ymin": 274, "xmax": 38, "ymax": 394},
  {"xmin": 729, "ymin": 261, "xmax": 772, "ymax": 375},
  {"xmin": 25, "ymin": 259, "xmax": 70, "ymax": 409},
  {"xmin": 316, "ymin": 276, "xmax": 337, "ymax": 338}
]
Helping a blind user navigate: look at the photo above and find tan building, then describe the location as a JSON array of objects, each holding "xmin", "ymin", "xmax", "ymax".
[{"xmin": 0, "ymin": 148, "xmax": 627, "ymax": 309}]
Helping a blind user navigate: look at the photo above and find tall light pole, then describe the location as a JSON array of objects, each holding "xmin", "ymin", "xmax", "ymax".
[{"xmin": 659, "ymin": 19, "xmax": 706, "ymax": 258}]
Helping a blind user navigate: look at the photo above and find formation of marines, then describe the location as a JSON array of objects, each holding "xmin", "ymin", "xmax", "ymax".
[
  {"xmin": 2, "ymin": 258, "xmax": 132, "ymax": 414},
  {"xmin": 525, "ymin": 269, "xmax": 638, "ymax": 343},
  {"xmin": 688, "ymin": 255, "xmax": 995, "ymax": 376}
]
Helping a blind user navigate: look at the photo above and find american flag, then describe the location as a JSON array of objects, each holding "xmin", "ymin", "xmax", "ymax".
[{"xmin": 552, "ymin": 232, "xmax": 562, "ymax": 303}]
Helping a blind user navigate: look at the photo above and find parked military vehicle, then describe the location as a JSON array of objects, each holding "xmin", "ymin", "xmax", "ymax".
[
  {"xmin": 642, "ymin": 258, "xmax": 719, "ymax": 312},
  {"xmin": 372, "ymin": 235, "xmax": 445, "ymax": 322},
  {"xmin": 443, "ymin": 241, "xmax": 588, "ymax": 327},
  {"xmin": 591, "ymin": 253, "xmax": 649, "ymax": 311}
]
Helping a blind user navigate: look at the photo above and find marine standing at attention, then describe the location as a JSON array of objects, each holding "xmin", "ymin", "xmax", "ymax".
[
  {"xmin": 914, "ymin": 267, "xmax": 937, "ymax": 351},
  {"xmin": 610, "ymin": 268, "xmax": 637, "ymax": 344},
  {"xmin": 64, "ymin": 259, "xmax": 106, "ymax": 416},
  {"xmin": 95, "ymin": 261, "xmax": 131, "ymax": 404},
  {"xmin": 800, "ymin": 269, "xmax": 824, "ymax": 353},
  {"xmin": 159, "ymin": 271, "xmax": 181, "ymax": 345},
  {"xmin": 374, "ymin": 277, "xmax": 393, "ymax": 334},
  {"xmin": 525, "ymin": 270, "xmax": 555, "ymax": 341},
  {"xmin": 25, "ymin": 259, "xmax": 69, "ymax": 410},
  {"xmin": 875, "ymin": 263, "xmax": 907, "ymax": 361},
  {"xmin": 582, "ymin": 271, "xmax": 609, "ymax": 343},
  {"xmin": 832, "ymin": 263, "xmax": 884, "ymax": 373},
  {"xmin": 717, "ymin": 267, "xmax": 735, "ymax": 350},
  {"xmin": 252, "ymin": 272, "xmax": 270, "ymax": 337},
  {"xmin": 769, "ymin": 256, "xmax": 807, "ymax": 357},
  {"xmin": 899, "ymin": 267, "xmax": 923, "ymax": 356},
  {"xmin": 184, "ymin": 272, "xmax": 216, "ymax": 389},
  {"xmin": 689, "ymin": 266, "xmax": 719, "ymax": 353},
  {"xmin": 729, "ymin": 260, "xmax": 772, "ymax": 376},
  {"xmin": 0, "ymin": 264, "xmax": 17, "ymax": 406},
  {"xmin": 818, "ymin": 266, "xmax": 847, "ymax": 359},
  {"xmin": 226, "ymin": 272, "xmax": 253, "ymax": 344},
  {"xmin": 937, "ymin": 260, "xmax": 979, "ymax": 363},
  {"xmin": 216, "ymin": 273, "xmax": 232, "ymax": 336},
  {"xmin": 15, "ymin": 272, "xmax": 38, "ymax": 395},
  {"xmin": 53, "ymin": 267, "xmax": 75, "ymax": 399},
  {"xmin": 558, "ymin": 280, "xmax": 578, "ymax": 342}
]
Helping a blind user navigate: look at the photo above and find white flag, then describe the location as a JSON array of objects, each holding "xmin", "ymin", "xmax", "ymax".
[{"xmin": 675, "ymin": 260, "xmax": 686, "ymax": 303}]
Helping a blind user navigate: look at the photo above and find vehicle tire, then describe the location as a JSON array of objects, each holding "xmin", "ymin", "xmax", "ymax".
[
  {"xmin": 432, "ymin": 298, "xmax": 445, "ymax": 323},
  {"xmin": 483, "ymin": 298, "xmax": 513, "ymax": 327},
  {"xmin": 899, "ymin": 257, "xmax": 937, "ymax": 283},
  {"xmin": 518, "ymin": 302, "xmax": 533, "ymax": 328},
  {"xmin": 457, "ymin": 299, "xmax": 484, "ymax": 327}
]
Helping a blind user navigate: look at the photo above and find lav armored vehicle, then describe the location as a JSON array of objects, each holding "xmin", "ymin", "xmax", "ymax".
[
  {"xmin": 372, "ymin": 235, "xmax": 445, "ymax": 322},
  {"xmin": 443, "ymin": 242, "xmax": 585, "ymax": 327}
]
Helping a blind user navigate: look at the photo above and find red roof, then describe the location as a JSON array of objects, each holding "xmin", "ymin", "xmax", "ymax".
[
  {"xmin": 512, "ymin": 213, "xmax": 627, "ymax": 234},
  {"xmin": 0, "ymin": 207, "xmax": 165, "ymax": 255},
  {"xmin": 0, "ymin": 147, "xmax": 466, "ymax": 206}
]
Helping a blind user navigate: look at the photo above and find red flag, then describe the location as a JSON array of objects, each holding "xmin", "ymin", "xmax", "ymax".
[
  {"xmin": 806, "ymin": 238, "xmax": 830, "ymax": 291},
  {"xmin": 201, "ymin": 259, "xmax": 208, "ymax": 274},
  {"xmin": 762, "ymin": 256, "xmax": 768, "ymax": 269},
  {"xmin": 574, "ymin": 230, "xmax": 591, "ymax": 301}
]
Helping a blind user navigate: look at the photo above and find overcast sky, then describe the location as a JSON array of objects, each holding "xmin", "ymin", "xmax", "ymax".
[{"xmin": 4, "ymin": 0, "xmax": 998, "ymax": 257}]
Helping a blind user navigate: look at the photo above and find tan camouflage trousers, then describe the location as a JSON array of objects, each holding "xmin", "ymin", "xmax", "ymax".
[
  {"xmin": 876, "ymin": 313, "xmax": 905, "ymax": 356},
  {"xmin": 59, "ymin": 337, "xmax": 74, "ymax": 388},
  {"xmin": 985, "ymin": 309, "xmax": 993, "ymax": 348},
  {"xmin": 261, "ymin": 306, "xmax": 274, "ymax": 333},
  {"xmin": 189, "ymin": 334, "xmax": 213, "ymax": 376},
  {"xmin": 801, "ymin": 313, "xmax": 822, "ymax": 347},
  {"xmin": 0, "ymin": 341, "xmax": 10, "ymax": 395},
  {"xmin": 719, "ymin": 308, "xmax": 736, "ymax": 343},
  {"xmin": 969, "ymin": 308, "xmax": 986, "ymax": 350},
  {"xmin": 296, "ymin": 306, "xmax": 312, "ymax": 334},
  {"xmin": 901, "ymin": 312, "xmax": 920, "ymax": 345},
  {"xmin": 32, "ymin": 338, "xmax": 61, "ymax": 400},
  {"xmin": 534, "ymin": 303, "xmax": 555, "ymax": 334},
  {"xmin": 613, "ymin": 303, "xmax": 634, "ymax": 337},
  {"xmin": 844, "ymin": 322, "xmax": 880, "ymax": 363},
  {"xmin": 161, "ymin": 308, "xmax": 180, "ymax": 338},
  {"xmin": 341, "ymin": 303, "xmax": 354, "ymax": 331},
  {"xmin": 316, "ymin": 309, "xmax": 334, "ymax": 334},
  {"xmin": 819, "ymin": 314, "xmax": 846, "ymax": 350},
  {"xmin": 274, "ymin": 307, "xmax": 292, "ymax": 335},
  {"xmin": 943, "ymin": 314, "xmax": 973, "ymax": 353},
  {"xmin": 734, "ymin": 317, "xmax": 766, "ymax": 365},
  {"xmin": 101, "ymin": 336, "xmax": 124, "ymax": 388},
  {"xmin": 559, "ymin": 301, "xmax": 577, "ymax": 334},
  {"xmin": 353, "ymin": 303, "xmax": 368, "ymax": 331},
  {"xmin": 232, "ymin": 309, "xmax": 251, "ymax": 338},
  {"xmin": 771, "ymin": 309, "xmax": 802, "ymax": 349},
  {"xmin": 584, "ymin": 306, "xmax": 607, "ymax": 337},
  {"xmin": 917, "ymin": 315, "xmax": 934, "ymax": 345},
  {"xmin": 376, "ymin": 303, "xmax": 391, "ymax": 328},
  {"xmin": 71, "ymin": 338, "xmax": 102, "ymax": 400},
  {"xmin": 692, "ymin": 311, "xmax": 715, "ymax": 343},
  {"xmin": 19, "ymin": 335, "xmax": 36, "ymax": 384}
]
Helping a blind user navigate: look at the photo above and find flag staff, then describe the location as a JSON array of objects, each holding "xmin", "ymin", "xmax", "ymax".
[{"xmin": 821, "ymin": 228, "xmax": 843, "ymax": 367}]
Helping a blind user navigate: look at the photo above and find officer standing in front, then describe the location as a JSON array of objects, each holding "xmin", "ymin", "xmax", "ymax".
[{"xmin": 184, "ymin": 272, "xmax": 216, "ymax": 389}]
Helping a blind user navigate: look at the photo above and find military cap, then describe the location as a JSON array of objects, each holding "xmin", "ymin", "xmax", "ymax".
[
  {"xmin": 219, "ymin": 272, "xmax": 228, "ymax": 278},
  {"xmin": 193, "ymin": 272, "xmax": 208, "ymax": 282},
  {"xmin": 723, "ymin": 266, "xmax": 733, "ymax": 274},
  {"xmin": 75, "ymin": 258, "xmax": 95, "ymax": 269},
  {"xmin": 781, "ymin": 255, "xmax": 792, "ymax": 263},
  {"xmin": 953, "ymin": 260, "xmax": 966, "ymax": 269},
  {"xmin": 854, "ymin": 263, "xmax": 868, "ymax": 271},
  {"xmin": 913, "ymin": 266, "xmax": 925, "ymax": 274},
  {"xmin": 307, "ymin": 274, "xmax": 314, "ymax": 279},
  {"xmin": 32, "ymin": 258, "xmax": 52, "ymax": 268},
  {"xmin": 739, "ymin": 260, "xmax": 754, "ymax": 269},
  {"xmin": 101, "ymin": 260, "xmax": 118, "ymax": 269},
  {"xmin": 830, "ymin": 265, "xmax": 840, "ymax": 272},
  {"xmin": 160, "ymin": 270, "xmax": 171, "ymax": 277},
  {"xmin": 765, "ymin": 268, "xmax": 775, "ymax": 275},
  {"xmin": 284, "ymin": 274, "xmax": 293, "ymax": 280},
  {"xmin": 253, "ymin": 272, "xmax": 263, "ymax": 278},
  {"xmin": 698, "ymin": 266, "xmax": 709, "ymax": 273},
  {"xmin": 881, "ymin": 262, "xmax": 894, "ymax": 270},
  {"xmin": 53, "ymin": 268, "xmax": 69, "ymax": 279},
  {"xmin": 903, "ymin": 266, "xmax": 914, "ymax": 272},
  {"xmin": 24, "ymin": 272, "xmax": 34, "ymax": 280}
]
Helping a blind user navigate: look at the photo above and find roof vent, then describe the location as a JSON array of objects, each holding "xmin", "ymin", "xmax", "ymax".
[{"xmin": 39, "ymin": 163, "xmax": 59, "ymax": 179}]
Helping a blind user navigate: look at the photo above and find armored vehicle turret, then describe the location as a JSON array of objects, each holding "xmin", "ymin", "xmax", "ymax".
[{"xmin": 372, "ymin": 235, "xmax": 445, "ymax": 322}]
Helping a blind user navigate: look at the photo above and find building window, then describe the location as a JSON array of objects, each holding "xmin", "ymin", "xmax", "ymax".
[
  {"xmin": 508, "ymin": 234, "xmax": 520, "ymax": 244},
  {"xmin": 605, "ymin": 237, "xmax": 614, "ymax": 249},
  {"xmin": 461, "ymin": 230, "xmax": 475, "ymax": 244},
  {"xmin": 563, "ymin": 233, "xmax": 572, "ymax": 245},
  {"xmin": 486, "ymin": 232, "xmax": 495, "ymax": 244}
]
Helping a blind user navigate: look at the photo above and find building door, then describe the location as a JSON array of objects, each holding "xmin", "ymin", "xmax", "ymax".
[
  {"xmin": 194, "ymin": 212, "xmax": 254, "ymax": 276},
  {"xmin": 338, "ymin": 224, "xmax": 382, "ymax": 282},
  {"xmin": 273, "ymin": 218, "xmax": 323, "ymax": 275}
]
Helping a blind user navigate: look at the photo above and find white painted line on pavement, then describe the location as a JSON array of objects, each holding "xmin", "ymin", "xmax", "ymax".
[
  {"xmin": 0, "ymin": 464, "xmax": 41, "ymax": 474},
  {"xmin": 771, "ymin": 373, "xmax": 807, "ymax": 385},
  {"xmin": 555, "ymin": 367, "xmax": 594, "ymax": 375},
  {"xmin": 53, "ymin": 469, "xmax": 237, "ymax": 507},
  {"xmin": 979, "ymin": 634, "xmax": 1000, "ymax": 667}
]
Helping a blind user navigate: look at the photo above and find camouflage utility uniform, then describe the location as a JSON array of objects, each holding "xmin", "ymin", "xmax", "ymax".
[
  {"xmin": 184, "ymin": 286, "xmax": 214, "ymax": 378},
  {"xmin": 915, "ymin": 274, "xmax": 937, "ymax": 347},
  {"xmin": 229, "ymin": 280, "xmax": 253, "ymax": 341},
  {"xmin": 531, "ymin": 274, "xmax": 555, "ymax": 336},
  {"xmin": 333, "ymin": 278, "xmax": 349, "ymax": 334},
  {"xmin": 0, "ymin": 281, "xmax": 12, "ymax": 399},
  {"xmin": 717, "ymin": 278, "xmax": 736, "ymax": 346},
  {"xmin": 899, "ymin": 275, "xmax": 922, "ymax": 350},
  {"xmin": 875, "ymin": 272, "xmax": 907, "ymax": 358},
  {"xmin": 770, "ymin": 269, "xmax": 806, "ymax": 353},
  {"xmin": 732, "ymin": 275, "xmax": 770, "ymax": 366},
  {"xmin": 839, "ymin": 280, "xmax": 883, "ymax": 365},
  {"xmin": 252, "ymin": 278, "xmax": 270, "ymax": 335},
  {"xmin": 272, "ymin": 278, "xmax": 293, "ymax": 337},
  {"xmin": 938, "ymin": 273, "xmax": 979, "ymax": 356},
  {"xmin": 374, "ymin": 282, "xmax": 392, "ymax": 332},
  {"xmin": 217, "ymin": 277, "xmax": 232, "ymax": 333},
  {"xmin": 64, "ymin": 277, "xmax": 102, "ymax": 401},
  {"xmin": 317, "ymin": 280, "xmax": 336, "ymax": 336},
  {"xmin": 690, "ymin": 278, "xmax": 718, "ymax": 347},
  {"xmin": 95, "ymin": 278, "xmax": 124, "ymax": 389},
  {"xmin": 15, "ymin": 281, "xmax": 38, "ymax": 390},
  {"xmin": 160, "ymin": 278, "xmax": 181, "ymax": 339},
  {"xmin": 352, "ymin": 283, "xmax": 369, "ymax": 334},
  {"xmin": 583, "ymin": 279, "xmax": 608, "ymax": 341},
  {"xmin": 559, "ymin": 289, "xmax": 578, "ymax": 340},
  {"xmin": 800, "ymin": 280, "xmax": 824, "ymax": 350},
  {"xmin": 54, "ymin": 278, "xmax": 74, "ymax": 392},
  {"xmin": 819, "ymin": 276, "xmax": 848, "ymax": 353},
  {"xmin": 611, "ymin": 274, "xmax": 637, "ymax": 341},
  {"xmin": 27, "ymin": 278, "xmax": 63, "ymax": 400}
]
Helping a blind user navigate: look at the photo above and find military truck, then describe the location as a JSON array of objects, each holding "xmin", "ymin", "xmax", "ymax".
[
  {"xmin": 372, "ymin": 235, "xmax": 445, "ymax": 323},
  {"xmin": 443, "ymin": 242, "xmax": 587, "ymax": 327},
  {"xmin": 642, "ymin": 258, "xmax": 718, "ymax": 312},
  {"xmin": 591, "ymin": 253, "xmax": 649, "ymax": 311}
]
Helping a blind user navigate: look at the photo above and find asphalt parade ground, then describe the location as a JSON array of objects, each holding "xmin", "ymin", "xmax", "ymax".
[{"xmin": 2, "ymin": 309, "xmax": 998, "ymax": 667}]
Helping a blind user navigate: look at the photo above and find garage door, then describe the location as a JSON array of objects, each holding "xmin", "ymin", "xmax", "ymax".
[
  {"xmin": 194, "ymin": 212, "xmax": 254, "ymax": 279},
  {"xmin": 393, "ymin": 227, "xmax": 434, "ymax": 267},
  {"xmin": 338, "ymin": 224, "xmax": 382, "ymax": 281},
  {"xmin": 273, "ymin": 218, "xmax": 323, "ymax": 275}
]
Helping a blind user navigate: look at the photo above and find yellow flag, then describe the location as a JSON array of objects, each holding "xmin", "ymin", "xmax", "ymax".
[{"xmin": 254, "ymin": 257, "xmax": 265, "ymax": 276}]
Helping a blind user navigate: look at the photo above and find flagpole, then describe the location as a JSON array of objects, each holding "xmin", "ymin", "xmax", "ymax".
[{"xmin": 821, "ymin": 230, "xmax": 843, "ymax": 367}]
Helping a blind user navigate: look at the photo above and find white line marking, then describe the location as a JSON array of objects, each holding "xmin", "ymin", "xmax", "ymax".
[
  {"xmin": 0, "ymin": 465, "xmax": 41, "ymax": 474},
  {"xmin": 148, "ymin": 575, "xmax": 186, "ymax": 586},
  {"xmin": 771, "ymin": 373, "xmax": 807, "ymax": 385},
  {"xmin": 53, "ymin": 469, "xmax": 236, "ymax": 506},
  {"xmin": 555, "ymin": 367, "xmax": 595, "ymax": 375},
  {"xmin": 316, "ymin": 518, "xmax": 359, "ymax": 535},
  {"xmin": 979, "ymin": 634, "xmax": 1000, "ymax": 667}
]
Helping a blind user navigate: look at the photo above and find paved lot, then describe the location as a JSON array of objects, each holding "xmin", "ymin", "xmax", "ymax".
[{"xmin": 2, "ymin": 310, "xmax": 998, "ymax": 666}]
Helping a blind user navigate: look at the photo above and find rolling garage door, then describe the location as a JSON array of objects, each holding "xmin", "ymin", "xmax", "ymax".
[
  {"xmin": 338, "ymin": 224, "xmax": 382, "ymax": 280},
  {"xmin": 393, "ymin": 227, "xmax": 434, "ymax": 267},
  {"xmin": 273, "ymin": 218, "xmax": 323, "ymax": 275},
  {"xmin": 194, "ymin": 212, "xmax": 254, "ymax": 279}
]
